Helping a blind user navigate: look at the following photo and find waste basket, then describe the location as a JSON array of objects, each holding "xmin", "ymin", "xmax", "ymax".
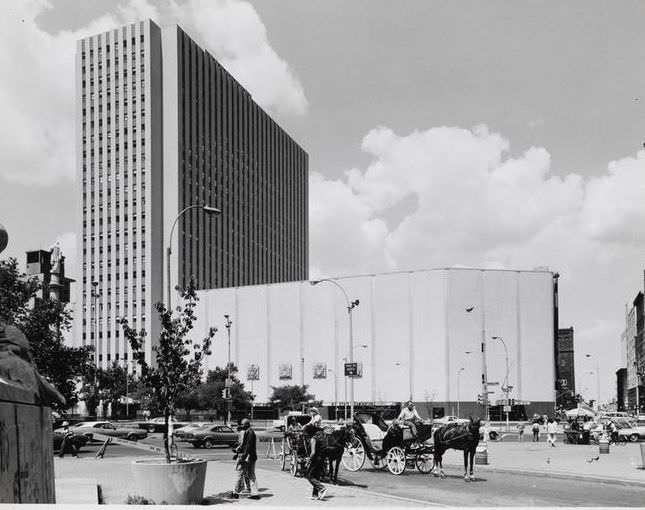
[
  {"xmin": 599, "ymin": 438, "xmax": 610, "ymax": 454},
  {"xmin": 474, "ymin": 445, "xmax": 488, "ymax": 465}
]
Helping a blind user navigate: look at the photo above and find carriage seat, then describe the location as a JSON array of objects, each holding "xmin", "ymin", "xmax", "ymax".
[
  {"xmin": 399, "ymin": 423, "xmax": 434, "ymax": 445},
  {"xmin": 362, "ymin": 423, "xmax": 386, "ymax": 452}
]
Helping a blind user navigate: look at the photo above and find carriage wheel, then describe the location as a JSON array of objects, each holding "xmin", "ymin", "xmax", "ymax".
[
  {"xmin": 342, "ymin": 438, "xmax": 365, "ymax": 472},
  {"xmin": 415, "ymin": 453, "xmax": 434, "ymax": 474},
  {"xmin": 289, "ymin": 452, "xmax": 298, "ymax": 477},
  {"xmin": 386, "ymin": 447, "xmax": 406, "ymax": 475},
  {"xmin": 280, "ymin": 439, "xmax": 290, "ymax": 471}
]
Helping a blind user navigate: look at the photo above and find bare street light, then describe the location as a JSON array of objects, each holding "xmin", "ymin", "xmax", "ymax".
[
  {"xmin": 585, "ymin": 354, "xmax": 600, "ymax": 410},
  {"xmin": 224, "ymin": 315, "xmax": 233, "ymax": 425},
  {"xmin": 492, "ymin": 336, "xmax": 511, "ymax": 431},
  {"xmin": 166, "ymin": 205, "xmax": 220, "ymax": 309},
  {"xmin": 311, "ymin": 279, "xmax": 360, "ymax": 418}
]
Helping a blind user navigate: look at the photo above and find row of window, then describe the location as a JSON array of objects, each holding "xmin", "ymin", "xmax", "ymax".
[
  {"xmin": 83, "ymin": 62, "xmax": 145, "ymax": 74},
  {"xmin": 83, "ymin": 76, "xmax": 144, "ymax": 89},
  {"xmin": 83, "ymin": 35, "xmax": 144, "ymax": 58}
]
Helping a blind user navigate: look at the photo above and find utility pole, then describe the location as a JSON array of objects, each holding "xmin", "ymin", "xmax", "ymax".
[{"xmin": 224, "ymin": 315, "xmax": 233, "ymax": 425}]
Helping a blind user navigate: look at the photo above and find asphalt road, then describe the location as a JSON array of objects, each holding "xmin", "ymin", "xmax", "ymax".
[
  {"xmin": 262, "ymin": 460, "xmax": 645, "ymax": 507},
  {"xmin": 73, "ymin": 432, "xmax": 645, "ymax": 506}
]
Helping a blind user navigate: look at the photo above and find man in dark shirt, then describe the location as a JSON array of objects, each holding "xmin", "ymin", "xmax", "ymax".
[
  {"xmin": 58, "ymin": 421, "xmax": 80, "ymax": 458},
  {"xmin": 231, "ymin": 418, "xmax": 259, "ymax": 499}
]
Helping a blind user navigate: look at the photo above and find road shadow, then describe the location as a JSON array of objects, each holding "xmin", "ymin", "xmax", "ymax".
[
  {"xmin": 331, "ymin": 477, "xmax": 368, "ymax": 489},
  {"xmin": 202, "ymin": 488, "xmax": 274, "ymax": 505}
]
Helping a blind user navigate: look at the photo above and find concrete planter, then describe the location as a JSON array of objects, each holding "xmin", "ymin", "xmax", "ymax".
[{"xmin": 130, "ymin": 458, "xmax": 207, "ymax": 504}]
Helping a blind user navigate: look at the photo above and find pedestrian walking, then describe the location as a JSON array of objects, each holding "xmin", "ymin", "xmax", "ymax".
[
  {"xmin": 546, "ymin": 418, "xmax": 557, "ymax": 447},
  {"xmin": 58, "ymin": 422, "xmax": 80, "ymax": 458},
  {"xmin": 532, "ymin": 421, "xmax": 540, "ymax": 442},
  {"xmin": 305, "ymin": 415, "xmax": 328, "ymax": 500},
  {"xmin": 230, "ymin": 418, "xmax": 259, "ymax": 499},
  {"xmin": 517, "ymin": 422, "xmax": 525, "ymax": 442}
]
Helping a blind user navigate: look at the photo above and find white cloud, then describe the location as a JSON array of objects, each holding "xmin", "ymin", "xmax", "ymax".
[
  {"xmin": 580, "ymin": 150, "xmax": 645, "ymax": 246},
  {"xmin": 312, "ymin": 124, "xmax": 645, "ymax": 278},
  {"xmin": 0, "ymin": 0, "xmax": 306, "ymax": 185}
]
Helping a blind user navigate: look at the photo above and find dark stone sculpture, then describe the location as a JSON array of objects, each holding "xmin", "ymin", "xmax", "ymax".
[{"xmin": 0, "ymin": 324, "xmax": 65, "ymax": 407}]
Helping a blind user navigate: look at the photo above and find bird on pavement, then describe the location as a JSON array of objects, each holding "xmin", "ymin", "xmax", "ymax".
[{"xmin": 587, "ymin": 456, "xmax": 600, "ymax": 463}]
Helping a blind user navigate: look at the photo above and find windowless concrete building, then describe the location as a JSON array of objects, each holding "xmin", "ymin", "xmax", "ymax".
[
  {"xmin": 193, "ymin": 267, "xmax": 559, "ymax": 417},
  {"xmin": 74, "ymin": 20, "xmax": 308, "ymax": 367}
]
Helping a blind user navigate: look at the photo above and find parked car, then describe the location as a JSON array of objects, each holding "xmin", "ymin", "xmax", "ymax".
[
  {"xmin": 432, "ymin": 415, "xmax": 469, "ymax": 426},
  {"xmin": 176, "ymin": 424, "xmax": 239, "ymax": 448},
  {"xmin": 55, "ymin": 421, "xmax": 148, "ymax": 442},
  {"xmin": 633, "ymin": 418, "xmax": 645, "ymax": 439},
  {"xmin": 137, "ymin": 417, "xmax": 188, "ymax": 433},
  {"xmin": 614, "ymin": 420, "xmax": 640, "ymax": 442},
  {"xmin": 52, "ymin": 430, "xmax": 89, "ymax": 452},
  {"xmin": 174, "ymin": 422, "xmax": 216, "ymax": 437}
]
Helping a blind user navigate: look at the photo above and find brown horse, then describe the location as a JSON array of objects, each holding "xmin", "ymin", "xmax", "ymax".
[{"xmin": 432, "ymin": 417, "xmax": 481, "ymax": 481}]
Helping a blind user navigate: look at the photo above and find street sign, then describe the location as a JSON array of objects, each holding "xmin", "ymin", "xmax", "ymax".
[
  {"xmin": 344, "ymin": 362, "xmax": 358, "ymax": 377},
  {"xmin": 503, "ymin": 405, "xmax": 511, "ymax": 412},
  {"xmin": 487, "ymin": 381, "xmax": 499, "ymax": 386},
  {"xmin": 225, "ymin": 378, "xmax": 233, "ymax": 388}
]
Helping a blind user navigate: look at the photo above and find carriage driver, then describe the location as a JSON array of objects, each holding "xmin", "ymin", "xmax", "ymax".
[{"xmin": 397, "ymin": 401, "xmax": 423, "ymax": 446}]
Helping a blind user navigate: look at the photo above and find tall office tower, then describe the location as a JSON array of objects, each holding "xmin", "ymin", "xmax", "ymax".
[{"xmin": 74, "ymin": 20, "xmax": 309, "ymax": 368}]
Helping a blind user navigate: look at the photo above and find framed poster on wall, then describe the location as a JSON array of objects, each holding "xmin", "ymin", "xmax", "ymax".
[{"xmin": 279, "ymin": 363, "xmax": 292, "ymax": 380}]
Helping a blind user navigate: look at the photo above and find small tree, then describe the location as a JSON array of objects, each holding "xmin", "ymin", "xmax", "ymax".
[
  {"xmin": 269, "ymin": 384, "xmax": 316, "ymax": 411},
  {"xmin": 120, "ymin": 281, "xmax": 215, "ymax": 463}
]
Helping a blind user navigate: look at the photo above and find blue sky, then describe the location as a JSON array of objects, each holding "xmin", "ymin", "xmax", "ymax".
[{"xmin": 1, "ymin": 0, "xmax": 645, "ymax": 403}]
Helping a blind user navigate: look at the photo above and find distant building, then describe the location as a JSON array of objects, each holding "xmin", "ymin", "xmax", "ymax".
[
  {"xmin": 25, "ymin": 243, "xmax": 74, "ymax": 303},
  {"xmin": 616, "ymin": 367, "xmax": 628, "ymax": 412},
  {"xmin": 556, "ymin": 327, "xmax": 576, "ymax": 407},
  {"xmin": 193, "ymin": 267, "xmax": 559, "ymax": 418},
  {"xmin": 74, "ymin": 19, "xmax": 308, "ymax": 368}
]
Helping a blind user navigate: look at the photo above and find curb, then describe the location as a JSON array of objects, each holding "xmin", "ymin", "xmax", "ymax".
[{"xmin": 441, "ymin": 461, "xmax": 645, "ymax": 488}]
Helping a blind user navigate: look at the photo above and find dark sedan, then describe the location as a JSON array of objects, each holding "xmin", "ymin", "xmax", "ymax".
[
  {"xmin": 137, "ymin": 417, "xmax": 188, "ymax": 433},
  {"xmin": 176, "ymin": 424, "xmax": 239, "ymax": 449}
]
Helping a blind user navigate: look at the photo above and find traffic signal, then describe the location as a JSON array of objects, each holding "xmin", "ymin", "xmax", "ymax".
[
  {"xmin": 221, "ymin": 389, "xmax": 228, "ymax": 399},
  {"xmin": 477, "ymin": 394, "xmax": 483, "ymax": 405}
]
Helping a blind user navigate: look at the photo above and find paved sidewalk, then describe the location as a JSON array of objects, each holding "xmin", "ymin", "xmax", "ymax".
[
  {"xmin": 54, "ymin": 440, "xmax": 645, "ymax": 505},
  {"xmin": 54, "ymin": 456, "xmax": 428, "ymax": 506}
]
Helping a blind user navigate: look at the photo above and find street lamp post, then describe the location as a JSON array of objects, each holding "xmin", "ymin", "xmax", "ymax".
[
  {"xmin": 466, "ymin": 307, "xmax": 489, "ymax": 423},
  {"xmin": 125, "ymin": 360, "xmax": 134, "ymax": 419},
  {"xmin": 166, "ymin": 205, "xmax": 221, "ymax": 309},
  {"xmin": 456, "ymin": 368, "xmax": 465, "ymax": 417},
  {"xmin": 328, "ymin": 368, "xmax": 338, "ymax": 420},
  {"xmin": 310, "ymin": 279, "xmax": 360, "ymax": 418},
  {"xmin": 585, "ymin": 354, "xmax": 600, "ymax": 410},
  {"xmin": 492, "ymin": 336, "xmax": 511, "ymax": 431},
  {"xmin": 224, "ymin": 315, "xmax": 233, "ymax": 425},
  {"xmin": 91, "ymin": 281, "xmax": 101, "ymax": 388},
  {"xmin": 341, "ymin": 344, "xmax": 368, "ymax": 420}
]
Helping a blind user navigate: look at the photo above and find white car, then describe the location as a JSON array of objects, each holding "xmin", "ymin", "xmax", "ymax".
[{"xmin": 432, "ymin": 415, "xmax": 469, "ymax": 425}]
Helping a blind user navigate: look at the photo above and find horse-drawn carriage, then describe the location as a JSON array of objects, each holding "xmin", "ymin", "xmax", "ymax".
[
  {"xmin": 344, "ymin": 413, "xmax": 435, "ymax": 475},
  {"xmin": 281, "ymin": 418, "xmax": 355, "ymax": 483}
]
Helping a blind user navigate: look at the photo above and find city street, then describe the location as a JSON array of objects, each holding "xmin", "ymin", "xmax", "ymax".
[{"xmin": 65, "ymin": 433, "xmax": 645, "ymax": 506}]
